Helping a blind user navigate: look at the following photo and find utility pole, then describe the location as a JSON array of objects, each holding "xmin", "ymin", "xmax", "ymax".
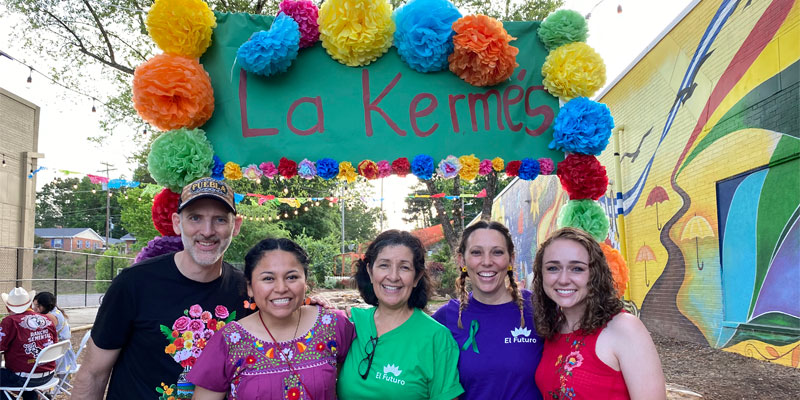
[{"xmin": 99, "ymin": 162, "xmax": 116, "ymax": 250}]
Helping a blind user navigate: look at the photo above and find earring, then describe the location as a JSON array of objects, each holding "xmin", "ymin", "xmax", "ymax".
[
  {"xmin": 243, "ymin": 298, "xmax": 257, "ymax": 310},
  {"xmin": 508, "ymin": 265, "xmax": 513, "ymax": 271},
  {"xmin": 461, "ymin": 266, "xmax": 467, "ymax": 273}
]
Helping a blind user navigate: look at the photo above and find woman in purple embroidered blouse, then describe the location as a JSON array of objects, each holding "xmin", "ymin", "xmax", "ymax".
[{"xmin": 188, "ymin": 238, "xmax": 355, "ymax": 400}]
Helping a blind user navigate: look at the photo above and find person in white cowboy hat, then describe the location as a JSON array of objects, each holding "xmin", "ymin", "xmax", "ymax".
[{"xmin": 1, "ymin": 287, "xmax": 58, "ymax": 400}]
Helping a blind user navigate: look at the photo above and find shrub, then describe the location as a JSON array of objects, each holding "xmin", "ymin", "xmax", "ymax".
[{"xmin": 94, "ymin": 249, "xmax": 123, "ymax": 292}]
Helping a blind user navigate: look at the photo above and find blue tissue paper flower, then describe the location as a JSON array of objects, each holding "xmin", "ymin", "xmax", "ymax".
[
  {"xmin": 550, "ymin": 97, "xmax": 615, "ymax": 155},
  {"xmin": 411, "ymin": 154, "xmax": 435, "ymax": 180},
  {"xmin": 237, "ymin": 14, "xmax": 301, "ymax": 77},
  {"xmin": 393, "ymin": 0, "xmax": 462, "ymax": 73},
  {"xmin": 211, "ymin": 155, "xmax": 225, "ymax": 180},
  {"xmin": 316, "ymin": 158, "xmax": 339, "ymax": 180},
  {"xmin": 518, "ymin": 158, "xmax": 540, "ymax": 181}
]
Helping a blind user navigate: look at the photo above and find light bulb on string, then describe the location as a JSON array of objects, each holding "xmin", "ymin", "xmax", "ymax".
[
  {"xmin": 256, "ymin": 178, "xmax": 261, "ymax": 185},
  {"xmin": 284, "ymin": 213, "xmax": 288, "ymax": 218},
  {"xmin": 268, "ymin": 217, "xmax": 273, "ymax": 221},
  {"xmin": 617, "ymin": 4, "xmax": 622, "ymax": 13},
  {"xmin": 2, "ymin": 154, "xmax": 6, "ymax": 167},
  {"xmin": 275, "ymin": 215, "xmax": 280, "ymax": 220},
  {"xmin": 72, "ymin": 184, "xmax": 78, "ymax": 189},
  {"xmin": 26, "ymin": 67, "xmax": 32, "ymax": 84},
  {"xmin": 108, "ymin": 192, "xmax": 113, "ymax": 198},
  {"xmin": 92, "ymin": 189, "xmax": 97, "ymax": 194},
  {"xmin": 283, "ymin": 187, "xmax": 289, "ymax": 194},
  {"xmin": 304, "ymin": 206, "xmax": 308, "ymax": 211},
  {"xmin": 143, "ymin": 125, "xmax": 148, "ymax": 135},
  {"xmin": 329, "ymin": 201, "xmax": 334, "ymax": 207},
  {"xmin": 294, "ymin": 210, "xmax": 298, "ymax": 215},
  {"xmin": 91, "ymin": 98, "xmax": 97, "ymax": 113},
  {"xmin": 315, "ymin": 201, "xmax": 320, "ymax": 206}
]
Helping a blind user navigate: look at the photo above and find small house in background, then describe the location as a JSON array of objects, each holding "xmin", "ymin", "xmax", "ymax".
[
  {"xmin": 120, "ymin": 233, "xmax": 136, "ymax": 254},
  {"xmin": 34, "ymin": 228, "xmax": 105, "ymax": 252}
]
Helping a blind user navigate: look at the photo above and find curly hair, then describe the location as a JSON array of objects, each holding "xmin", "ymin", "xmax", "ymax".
[
  {"xmin": 532, "ymin": 227, "xmax": 622, "ymax": 339},
  {"xmin": 455, "ymin": 221, "xmax": 524, "ymax": 329},
  {"xmin": 353, "ymin": 230, "xmax": 431, "ymax": 309}
]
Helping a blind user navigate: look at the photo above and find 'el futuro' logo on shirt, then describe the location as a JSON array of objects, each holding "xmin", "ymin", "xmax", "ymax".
[
  {"xmin": 505, "ymin": 326, "xmax": 537, "ymax": 344},
  {"xmin": 375, "ymin": 363, "xmax": 406, "ymax": 385}
]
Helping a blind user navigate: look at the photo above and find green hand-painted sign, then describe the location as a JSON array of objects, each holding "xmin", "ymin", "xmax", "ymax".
[{"xmin": 201, "ymin": 12, "xmax": 560, "ymax": 166}]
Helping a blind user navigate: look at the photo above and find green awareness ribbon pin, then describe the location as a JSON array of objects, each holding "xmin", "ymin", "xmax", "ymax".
[{"xmin": 461, "ymin": 319, "xmax": 480, "ymax": 354}]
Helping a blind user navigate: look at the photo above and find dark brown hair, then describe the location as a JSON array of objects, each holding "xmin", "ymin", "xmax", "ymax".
[
  {"xmin": 532, "ymin": 227, "xmax": 622, "ymax": 339},
  {"xmin": 353, "ymin": 230, "xmax": 431, "ymax": 309},
  {"xmin": 455, "ymin": 221, "xmax": 524, "ymax": 329}
]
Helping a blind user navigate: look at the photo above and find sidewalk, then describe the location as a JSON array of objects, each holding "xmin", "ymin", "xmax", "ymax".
[{"xmin": 65, "ymin": 306, "xmax": 98, "ymax": 331}]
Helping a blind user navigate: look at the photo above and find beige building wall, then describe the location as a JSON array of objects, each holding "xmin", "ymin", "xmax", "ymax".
[{"xmin": 0, "ymin": 87, "xmax": 42, "ymax": 294}]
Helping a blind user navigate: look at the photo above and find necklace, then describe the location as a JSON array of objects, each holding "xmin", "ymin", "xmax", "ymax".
[{"xmin": 259, "ymin": 308, "xmax": 314, "ymax": 400}]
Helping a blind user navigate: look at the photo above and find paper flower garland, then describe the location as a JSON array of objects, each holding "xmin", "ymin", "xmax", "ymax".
[
  {"xmin": 538, "ymin": 158, "xmax": 554, "ymax": 175},
  {"xmin": 279, "ymin": 0, "xmax": 320, "ymax": 48},
  {"xmin": 601, "ymin": 243, "xmax": 629, "ymax": 298},
  {"xmin": 135, "ymin": 236, "xmax": 184, "ymax": 264},
  {"xmin": 557, "ymin": 154, "xmax": 608, "ymax": 200},
  {"xmin": 478, "ymin": 159, "xmax": 493, "ymax": 176},
  {"xmin": 449, "ymin": 15, "xmax": 519, "ymax": 86},
  {"xmin": 319, "ymin": 0, "xmax": 395, "ymax": 66},
  {"xmin": 518, "ymin": 158, "xmax": 540, "ymax": 181},
  {"xmin": 152, "ymin": 188, "xmax": 180, "ymax": 236},
  {"xmin": 393, "ymin": 0, "xmax": 461, "ymax": 73},
  {"xmin": 147, "ymin": 128, "xmax": 215, "ymax": 191},
  {"xmin": 438, "ymin": 155, "xmax": 461, "ymax": 179},
  {"xmin": 537, "ymin": 9, "xmax": 588, "ymax": 51},
  {"xmin": 297, "ymin": 159, "xmax": 317, "ymax": 179},
  {"xmin": 506, "ymin": 160, "xmax": 521, "ymax": 177},
  {"xmin": 260, "ymin": 162, "xmax": 278, "ymax": 178},
  {"xmin": 392, "ymin": 157, "xmax": 411, "ymax": 177},
  {"xmin": 211, "ymin": 155, "xmax": 225, "ymax": 180},
  {"xmin": 542, "ymin": 42, "xmax": 606, "ymax": 100},
  {"xmin": 278, "ymin": 157, "xmax": 298, "ymax": 179},
  {"xmin": 411, "ymin": 155, "xmax": 435, "ymax": 180},
  {"xmin": 337, "ymin": 161, "xmax": 357, "ymax": 182},
  {"xmin": 243, "ymin": 164, "xmax": 262, "ymax": 181},
  {"xmin": 358, "ymin": 160, "xmax": 379, "ymax": 180},
  {"xmin": 492, "ymin": 157, "xmax": 505, "ymax": 172},
  {"xmin": 132, "ymin": 54, "xmax": 215, "ymax": 131},
  {"xmin": 377, "ymin": 160, "xmax": 392, "ymax": 178},
  {"xmin": 551, "ymin": 97, "xmax": 614, "ymax": 155},
  {"xmin": 237, "ymin": 14, "xmax": 301, "ymax": 77},
  {"xmin": 457, "ymin": 155, "xmax": 480, "ymax": 181},
  {"xmin": 224, "ymin": 162, "xmax": 243, "ymax": 180},
  {"xmin": 557, "ymin": 199, "xmax": 609, "ymax": 242},
  {"xmin": 146, "ymin": 0, "xmax": 216, "ymax": 58},
  {"xmin": 316, "ymin": 158, "xmax": 339, "ymax": 180}
]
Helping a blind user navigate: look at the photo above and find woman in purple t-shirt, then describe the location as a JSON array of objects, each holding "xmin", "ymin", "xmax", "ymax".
[
  {"xmin": 188, "ymin": 238, "xmax": 354, "ymax": 400},
  {"xmin": 432, "ymin": 221, "xmax": 544, "ymax": 400}
]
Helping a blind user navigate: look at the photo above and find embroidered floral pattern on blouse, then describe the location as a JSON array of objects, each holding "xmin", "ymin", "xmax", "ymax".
[
  {"xmin": 155, "ymin": 304, "xmax": 236, "ymax": 400},
  {"xmin": 548, "ymin": 335, "xmax": 586, "ymax": 400}
]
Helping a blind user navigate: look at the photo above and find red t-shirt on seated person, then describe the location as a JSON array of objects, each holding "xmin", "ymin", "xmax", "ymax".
[{"xmin": 0, "ymin": 310, "xmax": 58, "ymax": 373}]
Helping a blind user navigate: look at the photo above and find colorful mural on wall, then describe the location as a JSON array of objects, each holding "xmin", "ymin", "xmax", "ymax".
[{"xmin": 492, "ymin": 0, "xmax": 799, "ymax": 367}]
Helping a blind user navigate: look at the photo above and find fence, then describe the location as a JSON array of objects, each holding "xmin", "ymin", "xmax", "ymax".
[{"xmin": 0, "ymin": 247, "xmax": 135, "ymax": 314}]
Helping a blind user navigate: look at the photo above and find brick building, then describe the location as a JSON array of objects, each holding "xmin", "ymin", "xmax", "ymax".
[{"xmin": 34, "ymin": 227, "xmax": 106, "ymax": 252}]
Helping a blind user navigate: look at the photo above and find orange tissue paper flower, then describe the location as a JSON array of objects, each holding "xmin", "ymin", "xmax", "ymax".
[
  {"xmin": 600, "ymin": 243, "xmax": 629, "ymax": 298},
  {"xmin": 448, "ymin": 15, "xmax": 519, "ymax": 87}
]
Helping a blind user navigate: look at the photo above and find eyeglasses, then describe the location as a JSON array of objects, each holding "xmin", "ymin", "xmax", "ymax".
[{"xmin": 358, "ymin": 336, "xmax": 379, "ymax": 380}]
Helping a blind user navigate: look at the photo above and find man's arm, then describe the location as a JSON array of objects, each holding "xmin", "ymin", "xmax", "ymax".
[{"xmin": 70, "ymin": 338, "xmax": 120, "ymax": 400}]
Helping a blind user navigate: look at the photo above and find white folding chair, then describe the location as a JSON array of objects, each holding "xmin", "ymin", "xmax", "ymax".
[
  {"xmin": 0, "ymin": 340, "xmax": 71, "ymax": 400},
  {"xmin": 53, "ymin": 330, "xmax": 91, "ymax": 396}
]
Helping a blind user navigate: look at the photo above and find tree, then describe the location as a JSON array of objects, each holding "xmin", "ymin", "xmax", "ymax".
[
  {"xmin": 36, "ymin": 176, "xmax": 127, "ymax": 238},
  {"xmin": 224, "ymin": 203, "xmax": 291, "ymax": 264},
  {"xmin": 117, "ymin": 187, "xmax": 159, "ymax": 251}
]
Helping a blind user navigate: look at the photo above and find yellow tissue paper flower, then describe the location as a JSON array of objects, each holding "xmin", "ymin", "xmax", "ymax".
[
  {"xmin": 224, "ymin": 162, "xmax": 243, "ymax": 180},
  {"xmin": 147, "ymin": 0, "xmax": 216, "ymax": 58},
  {"xmin": 458, "ymin": 155, "xmax": 480, "ymax": 181},
  {"xmin": 492, "ymin": 157, "xmax": 505, "ymax": 172},
  {"xmin": 541, "ymin": 42, "xmax": 606, "ymax": 101},
  {"xmin": 337, "ymin": 161, "xmax": 358, "ymax": 183},
  {"xmin": 318, "ymin": 0, "xmax": 395, "ymax": 67}
]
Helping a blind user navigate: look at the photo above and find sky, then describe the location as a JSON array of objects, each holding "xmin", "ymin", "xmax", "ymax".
[{"xmin": 0, "ymin": 0, "xmax": 695, "ymax": 230}]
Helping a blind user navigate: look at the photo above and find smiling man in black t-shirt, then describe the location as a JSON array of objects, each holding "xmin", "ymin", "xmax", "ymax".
[{"xmin": 71, "ymin": 177, "xmax": 247, "ymax": 399}]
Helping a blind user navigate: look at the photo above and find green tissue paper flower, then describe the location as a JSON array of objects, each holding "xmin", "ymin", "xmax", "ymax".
[
  {"xmin": 557, "ymin": 199, "xmax": 609, "ymax": 242},
  {"xmin": 147, "ymin": 128, "xmax": 214, "ymax": 191},
  {"xmin": 538, "ymin": 9, "xmax": 588, "ymax": 51}
]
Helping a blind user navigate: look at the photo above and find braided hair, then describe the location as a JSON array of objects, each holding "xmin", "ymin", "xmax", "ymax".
[{"xmin": 456, "ymin": 221, "xmax": 525, "ymax": 329}]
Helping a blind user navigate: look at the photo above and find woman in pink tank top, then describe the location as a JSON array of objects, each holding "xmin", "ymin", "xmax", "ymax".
[{"xmin": 531, "ymin": 228, "xmax": 665, "ymax": 399}]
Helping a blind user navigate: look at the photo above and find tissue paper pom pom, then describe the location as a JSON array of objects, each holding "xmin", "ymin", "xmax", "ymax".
[
  {"xmin": 551, "ymin": 97, "xmax": 614, "ymax": 155},
  {"xmin": 492, "ymin": 157, "xmax": 505, "ymax": 172},
  {"xmin": 557, "ymin": 154, "xmax": 608, "ymax": 200},
  {"xmin": 458, "ymin": 155, "xmax": 480, "ymax": 181},
  {"xmin": 437, "ymin": 155, "xmax": 461, "ymax": 179},
  {"xmin": 357, "ymin": 160, "xmax": 379, "ymax": 180},
  {"xmin": 316, "ymin": 158, "xmax": 339, "ymax": 180},
  {"xmin": 337, "ymin": 161, "xmax": 357, "ymax": 183},
  {"xmin": 411, "ymin": 155, "xmax": 435, "ymax": 180},
  {"xmin": 278, "ymin": 157, "xmax": 298, "ymax": 179},
  {"xmin": 147, "ymin": 128, "xmax": 214, "ymax": 191},
  {"xmin": 600, "ymin": 243, "xmax": 629, "ymax": 298},
  {"xmin": 135, "ymin": 236, "xmax": 184, "ymax": 264},
  {"xmin": 393, "ymin": 0, "xmax": 461, "ymax": 72},
  {"xmin": 319, "ymin": 0, "xmax": 395, "ymax": 66},
  {"xmin": 297, "ymin": 159, "xmax": 317, "ymax": 179},
  {"xmin": 133, "ymin": 54, "xmax": 215, "ymax": 131},
  {"xmin": 392, "ymin": 157, "xmax": 411, "ymax": 177},
  {"xmin": 237, "ymin": 14, "xmax": 300, "ymax": 77},
  {"xmin": 478, "ymin": 159, "xmax": 493, "ymax": 176},
  {"xmin": 259, "ymin": 162, "xmax": 278, "ymax": 178},
  {"xmin": 449, "ymin": 15, "xmax": 519, "ymax": 86},
  {"xmin": 279, "ymin": 0, "xmax": 320, "ymax": 48},
  {"xmin": 377, "ymin": 160, "xmax": 392, "ymax": 178},
  {"xmin": 537, "ymin": 9, "xmax": 588, "ymax": 51},
  {"xmin": 506, "ymin": 160, "xmax": 521, "ymax": 177},
  {"xmin": 538, "ymin": 158, "xmax": 554, "ymax": 175},
  {"xmin": 224, "ymin": 162, "xmax": 243, "ymax": 180},
  {"xmin": 146, "ymin": 0, "xmax": 216, "ymax": 58},
  {"xmin": 211, "ymin": 155, "xmax": 225, "ymax": 180},
  {"xmin": 152, "ymin": 188, "xmax": 180, "ymax": 236},
  {"xmin": 542, "ymin": 42, "xmax": 606, "ymax": 100},
  {"xmin": 243, "ymin": 164, "xmax": 263, "ymax": 181},
  {"xmin": 518, "ymin": 158, "xmax": 540, "ymax": 181},
  {"xmin": 557, "ymin": 199, "xmax": 609, "ymax": 242}
]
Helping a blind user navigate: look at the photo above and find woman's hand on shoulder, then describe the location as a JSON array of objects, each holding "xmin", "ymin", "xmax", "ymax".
[
  {"xmin": 607, "ymin": 313, "xmax": 666, "ymax": 400},
  {"xmin": 304, "ymin": 295, "xmax": 334, "ymax": 309}
]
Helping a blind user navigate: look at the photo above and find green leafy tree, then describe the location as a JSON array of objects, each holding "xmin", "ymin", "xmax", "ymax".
[
  {"xmin": 94, "ymin": 248, "xmax": 123, "ymax": 292},
  {"xmin": 117, "ymin": 187, "xmax": 159, "ymax": 251},
  {"xmin": 36, "ymin": 176, "xmax": 126, "ymax": 238},
  {"xmin": 293, "ymin": 233, "xmax": 341, "ymax": 287},
  {"xmin": 224, "ymin": 202, "xmax": 291, "ymax": 264}
]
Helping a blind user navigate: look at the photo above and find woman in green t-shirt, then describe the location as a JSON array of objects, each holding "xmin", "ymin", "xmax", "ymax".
[{"xmin": 337, "ymin": 230, "xmax": 464, "ymax": 400}]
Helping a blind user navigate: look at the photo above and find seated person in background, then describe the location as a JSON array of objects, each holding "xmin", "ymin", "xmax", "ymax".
[
  {"xmin": 0, "ymin": 287, "xmax": 58, "ymax": 400},
  {"xmin": 33, "ymin": 291, "xmax": 77, "ymax": 374}
]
